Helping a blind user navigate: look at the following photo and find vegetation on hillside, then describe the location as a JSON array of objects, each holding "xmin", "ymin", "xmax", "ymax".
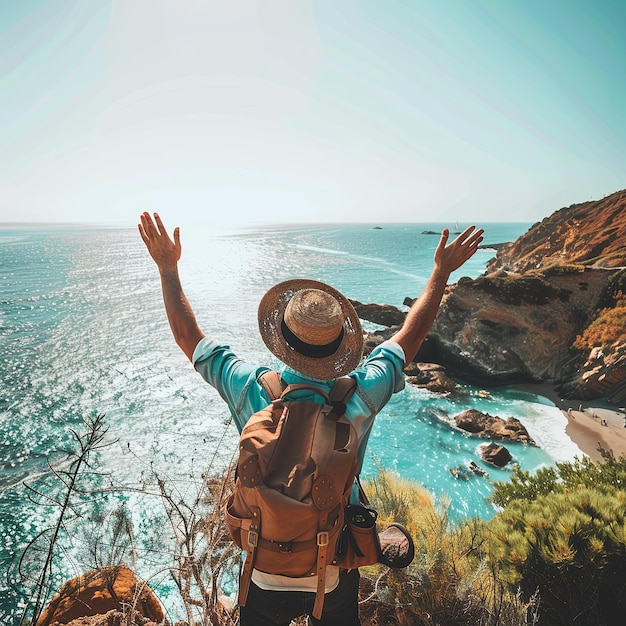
[
  {"xmin": 534, "ymin": 263, "xmax": 586, "ymax": 277},
  {"xmin": 486, "ymin": 453, "xmax": 626, "ymax": 625},
  {"xmin": 9, "ymin": 418, "xmax": 626, "ymax": 626},
  {"xmin": 574, "ymin": 291, "xmax": 626, "ymax": 351},
  {"xmin": 469, "ymin": 275, "xmax": 570, "ymax": 306}
]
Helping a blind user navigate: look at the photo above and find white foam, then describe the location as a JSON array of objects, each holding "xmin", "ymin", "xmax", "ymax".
[{"xmin": 516, "ymin": 402, "xmax": 584, "ymax": 462}]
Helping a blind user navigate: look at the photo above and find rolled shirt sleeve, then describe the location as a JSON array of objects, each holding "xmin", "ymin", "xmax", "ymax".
[
  {"xmin": 192, "ymin": 338, "xmax": 270, "ymax": 432},
  {"xmin": 350, "ymin": 340, "xmax": 406, "ymax": 414},
  {"xmin": 346, "ymin": 340, "xmax": 406, "ymax": 472}
]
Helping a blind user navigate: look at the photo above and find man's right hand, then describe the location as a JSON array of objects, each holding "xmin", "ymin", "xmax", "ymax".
[{"xmin": 138, "ymin": 212, "xmax": 181, "ymax": 272}]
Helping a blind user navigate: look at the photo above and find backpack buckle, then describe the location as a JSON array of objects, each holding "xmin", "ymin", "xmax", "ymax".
[
  {"xmin": 317, "ymin": 531, "xmax": 329, "ymax": 547},
  {"xmin": 248, "ymin": 530, "xmax": 258, "ymax": 548}
]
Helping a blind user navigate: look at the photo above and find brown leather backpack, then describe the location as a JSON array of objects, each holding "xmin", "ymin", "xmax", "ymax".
[{"xmin": 225, "ymin": 371, "xmax": 358, "ymax": 619}]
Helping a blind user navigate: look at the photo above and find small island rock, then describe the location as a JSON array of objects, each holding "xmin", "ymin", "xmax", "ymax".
[
  {"xmin": 454, "ymin": 409, "xmax": 535, "ymax": 444},
  {"xmin": 480, "ymin": 442, "xmax": 513, "ymax": 467},
  {"xmin": 405, "ymin": 362, "xmax": 457, "ymax": 393}
]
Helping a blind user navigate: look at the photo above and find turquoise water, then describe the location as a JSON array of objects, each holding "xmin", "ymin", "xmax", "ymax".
[{"xmin": 0, "ymin": 222, "xmax": 582, "ymax": 621}]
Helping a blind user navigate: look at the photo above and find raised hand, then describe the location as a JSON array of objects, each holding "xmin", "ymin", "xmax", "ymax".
[
  {"xmin": 138, "ymin": 212, "xmax": 181, "ymax": 272},
  {"xmin": 138, "ymin": 212, "xmax": 203, "ymax": 360},
  {"xmin": 390, "ymin": 225, "xmax": 484, "ymax": 363},
  {"xmin": 434, "ymin": 226, "xmax": 484, "ymax": 275}
]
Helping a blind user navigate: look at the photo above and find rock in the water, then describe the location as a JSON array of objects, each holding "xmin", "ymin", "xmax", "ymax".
[
  {"xmin": 350, "ymin": 300, "xmax": 406, "ymax": 327},
  {"xmin": 36, "ymin": 565, "xmax": 164, "ymax": 626},
  {"xmin": 480, "ymin": 442, "xmax": 513, "ymax": 467},
  {"xmin": 405, "ymin": 362, "xmax": 456, "ymax": 393},
  {"xmin": 454, "ymin": 409, "xmax": 535, "ymax": 444},
  {"xmin": 363, "ymin": 325, "xmax": 401, "ymax": 355}
]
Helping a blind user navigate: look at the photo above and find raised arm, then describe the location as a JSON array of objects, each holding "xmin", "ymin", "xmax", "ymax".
[
  {"xmin": 138, "ymin": 212, "xmax": 204, "ymax": 361},
  {"xmin": 390, "ymin": 226, "xmax": 484, "ymax": 365}
]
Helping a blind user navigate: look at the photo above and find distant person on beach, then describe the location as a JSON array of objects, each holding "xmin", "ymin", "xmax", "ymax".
[{"xmin": 138, "ymin": 212, "xmax": 483, "ymax": 626}]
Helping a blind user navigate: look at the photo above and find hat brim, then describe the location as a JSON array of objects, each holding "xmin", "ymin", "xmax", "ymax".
[
  {"xmin": 258, "ymin": 279, "xmax": 363, "ymax": 380},
  {"xmin": 377, "ymin": 523, "xmax": 415, "ymax": 568}
]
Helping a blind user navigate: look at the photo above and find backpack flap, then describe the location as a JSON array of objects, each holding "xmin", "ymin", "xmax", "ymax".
[{"xmin": 237, "ymin": 400, "xmax": 285, "ymax": 488}]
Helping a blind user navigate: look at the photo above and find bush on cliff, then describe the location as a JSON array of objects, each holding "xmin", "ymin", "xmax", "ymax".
[
  {"xmin": 485, "ymin": 487, "xmax": 626, "ymax": 625},
  {"xmin": 471, "ymin": 275, "xmax": 570, "ymax": 306},
  {"xmin": 490, "ymin": 453, "xmax": 626, "ymax": 509},
  {"xmin": 535, "ymin": 263, "xmax": 586, "ymax": 277},
  {"xmin": 573, "ymin": 291, "xmax": 626, "ymax": 352},
  {"xmin": 486, "ymin": 454, "xmax": 626, "ymax": 625},
  {"xmin": 360, "ymin": 469, "xmax": 537, "ymax": 625}
]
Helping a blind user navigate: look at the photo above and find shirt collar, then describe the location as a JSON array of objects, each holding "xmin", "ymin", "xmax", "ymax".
[{"xmin": 282, "ymin": 366, "xmax": 332, "ymax": 385}]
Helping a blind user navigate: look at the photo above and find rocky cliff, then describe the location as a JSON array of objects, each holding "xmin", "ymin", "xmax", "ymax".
[
  {"xmin": 486, "ymin": 189, "xmax": 626, "ymax": 272},
  {"xmin": 428, "ymin": 268, "xmax": 616, "ymax": 384},
  {"xmin": 432, "ymin": 190, "xmax": 626, "ymax": 401},
  {"xmin": 359, "ymin": 189, "xmax": 626, "ymax": 402}
]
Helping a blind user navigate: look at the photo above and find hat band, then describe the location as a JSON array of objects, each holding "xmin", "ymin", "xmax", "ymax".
[{"xmin": 281, "ymin": 319, "xmax": 345, "ymax": 359}]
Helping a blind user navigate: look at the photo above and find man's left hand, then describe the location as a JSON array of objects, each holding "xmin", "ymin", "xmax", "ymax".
[{"xmin": 434, "ymin": 226, "xmax": 484, "ymax": 275}]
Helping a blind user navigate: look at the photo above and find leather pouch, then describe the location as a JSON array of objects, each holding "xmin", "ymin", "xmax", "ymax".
[{"xmin": 334, "ymin": 504, "xmax": 380, "ymax": 569}]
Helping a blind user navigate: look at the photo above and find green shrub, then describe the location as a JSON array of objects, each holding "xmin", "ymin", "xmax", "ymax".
[
  {"xmin": 491, "ymin": 454, "xmax": 626, "ymax": 509},
  {"xmin": 487, "ymin": 455, "xmax": 626, "ymax": 625},
  {"xmin": 485, "ymin": 486, "xmax": 626, "ymax": 625},
  {"xmin": 471, "ymin": 275, "xmax": 570, "ymax": 306},
  {"xmin": 362, "ymin": 469, "xmax": 537, "ymax": 625}
]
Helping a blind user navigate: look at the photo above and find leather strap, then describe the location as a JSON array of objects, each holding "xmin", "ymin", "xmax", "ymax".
[
  {"xmin": 260, "ymin": 372, "xmax": 355, "ymax": 415},
  {"xmin": 355, "ymin": 474, "xmax": 370, "ymax": 506},
  {"xmin": 326, "ymin": 376, "xmax": 357, "ymax": 421},
  {"xmin": 281, "ymin": 383, "xmax": 331, "ymax": 403},
  {"xmin": 259, "ymin": 371, "xmax": 284, "ymax": 401},
  {"xmin": 312, "ymin": 511, "xmax": 330, "ymax": 620},
  {"xmin": 237, "ymin": 505, "xmax": 261, "ymax": 608},
  {"xmin": 226, "ymin": 511, "xmax": 322, "ymax": 554}
]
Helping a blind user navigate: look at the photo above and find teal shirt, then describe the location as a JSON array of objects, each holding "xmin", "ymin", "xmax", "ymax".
[{"xmin": 192, "ymin": 339, "xmax": 406, "ymax": 483}]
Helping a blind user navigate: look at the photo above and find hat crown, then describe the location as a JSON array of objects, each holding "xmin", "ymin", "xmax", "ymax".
[
  {"xmin": 257, "ymin": 278, "xmax": 363, "ymax": 379},
  {"xmin": 284, "ymin": 289, "xmax": 343, "ymax": 346}
]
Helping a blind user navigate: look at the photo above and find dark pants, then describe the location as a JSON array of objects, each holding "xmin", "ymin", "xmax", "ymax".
[{"xmin": 239, "ymin": 568, "xmax": 361, "ymax": 626}]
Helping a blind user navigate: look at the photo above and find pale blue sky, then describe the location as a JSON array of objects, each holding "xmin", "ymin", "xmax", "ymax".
[{"xmin": 1, "ymin": 0, "xmax": 624, "ymax": 224}]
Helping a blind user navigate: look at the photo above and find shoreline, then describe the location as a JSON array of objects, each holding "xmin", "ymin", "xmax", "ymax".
[{"xmin": 517, "ymin": 384, "xmax": 626, "ymax": 462}]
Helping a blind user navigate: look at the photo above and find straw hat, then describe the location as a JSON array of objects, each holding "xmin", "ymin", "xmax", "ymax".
[{"xmin": 258, "ymin": 279, "xmax": 363, "ymax": 380}]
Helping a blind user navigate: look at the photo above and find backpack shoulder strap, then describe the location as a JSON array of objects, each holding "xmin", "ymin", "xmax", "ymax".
[
  {"xmin": 327, "ymin": 376, "xmax": 357, "ymax": 421},
  {"xmin": 259, "ymin": 371, "xmax": 285, "ymax": 401},
  {"xmin": 355, "ymin": 474, "xmax": 370, "ymax": 505}
]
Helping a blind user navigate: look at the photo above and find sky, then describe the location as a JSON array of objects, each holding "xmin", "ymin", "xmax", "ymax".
[{"xmin": 1, "ymin": 0, "xmax": 625, "ymax": 225}]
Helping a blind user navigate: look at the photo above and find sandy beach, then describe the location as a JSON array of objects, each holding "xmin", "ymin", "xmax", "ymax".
[{"xmin": 520, "ymin": 384, "xmax": 626, "ymax": 462}]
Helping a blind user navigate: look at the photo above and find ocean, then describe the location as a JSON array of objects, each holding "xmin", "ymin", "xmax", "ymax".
[{"xmin": 0, "ymin": 221, "xmax": 582, "ymax": 622}]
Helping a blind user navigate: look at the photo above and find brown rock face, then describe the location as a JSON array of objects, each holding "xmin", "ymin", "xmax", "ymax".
[
  {"xmin": 36, "ymin": 566, "xmax": 164, "ymax": 626},
  {"xmin": 429, "ymin": 268, "xmax": 613, "ymax": 384},
  {"xmin": 486, "ymin": 189, "xmax": 626, "ymax": 273},
  {"xmin": 350, "ymin": 300, "xmax": 406, "ymax": 327},
  {"xmin": 479, "ymin": 442, "xmax": 513, "ymax": 467},
  {"xmin": 559, "ymin": 341, "xmax": 626, "ymax": 404},
  {"xmin": 454, "ymin": 409, "xmax": 535, "ymax": 444}
]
